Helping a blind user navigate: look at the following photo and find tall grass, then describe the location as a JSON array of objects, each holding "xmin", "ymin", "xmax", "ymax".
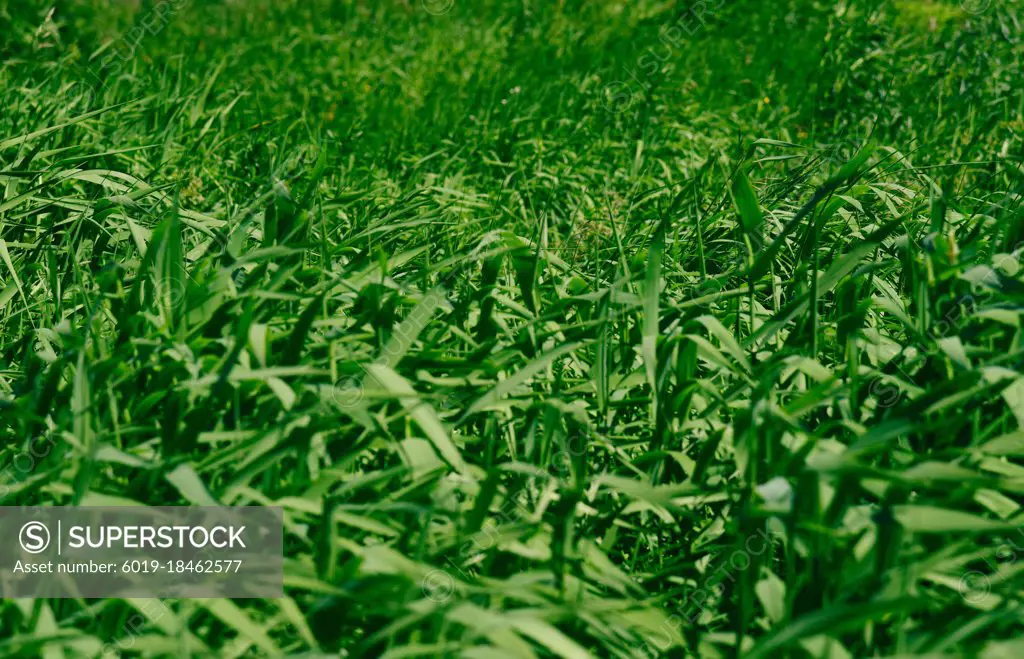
[{"xmin": 2, "ymin": 0, "xmax": 1024, "ymax": 656}]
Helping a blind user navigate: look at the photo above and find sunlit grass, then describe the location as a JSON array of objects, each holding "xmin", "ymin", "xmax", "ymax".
[{"xmin": 1, "ymin": 0, "xmax": 1023, "ymax": 656}]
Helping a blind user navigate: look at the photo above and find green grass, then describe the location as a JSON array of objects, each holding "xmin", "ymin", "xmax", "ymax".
[{"xmin": 2, "ymin": 0, "xmax": 1024, "ymax": 656}]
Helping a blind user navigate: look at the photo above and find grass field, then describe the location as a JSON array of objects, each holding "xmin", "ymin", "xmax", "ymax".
[{"xmin": 2, "ymin": 0, "xmax": 1024, "ymax": 656}]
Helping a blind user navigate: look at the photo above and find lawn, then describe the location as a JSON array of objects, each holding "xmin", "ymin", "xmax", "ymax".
[{"xmin": 1, "ymin": 0, "xmax": 1024, "ymax": 656}]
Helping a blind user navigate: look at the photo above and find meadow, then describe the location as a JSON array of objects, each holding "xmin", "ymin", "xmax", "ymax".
[{"xmin": 1, "ymin": 0, "xmax": 1024, "ymax": 656}]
